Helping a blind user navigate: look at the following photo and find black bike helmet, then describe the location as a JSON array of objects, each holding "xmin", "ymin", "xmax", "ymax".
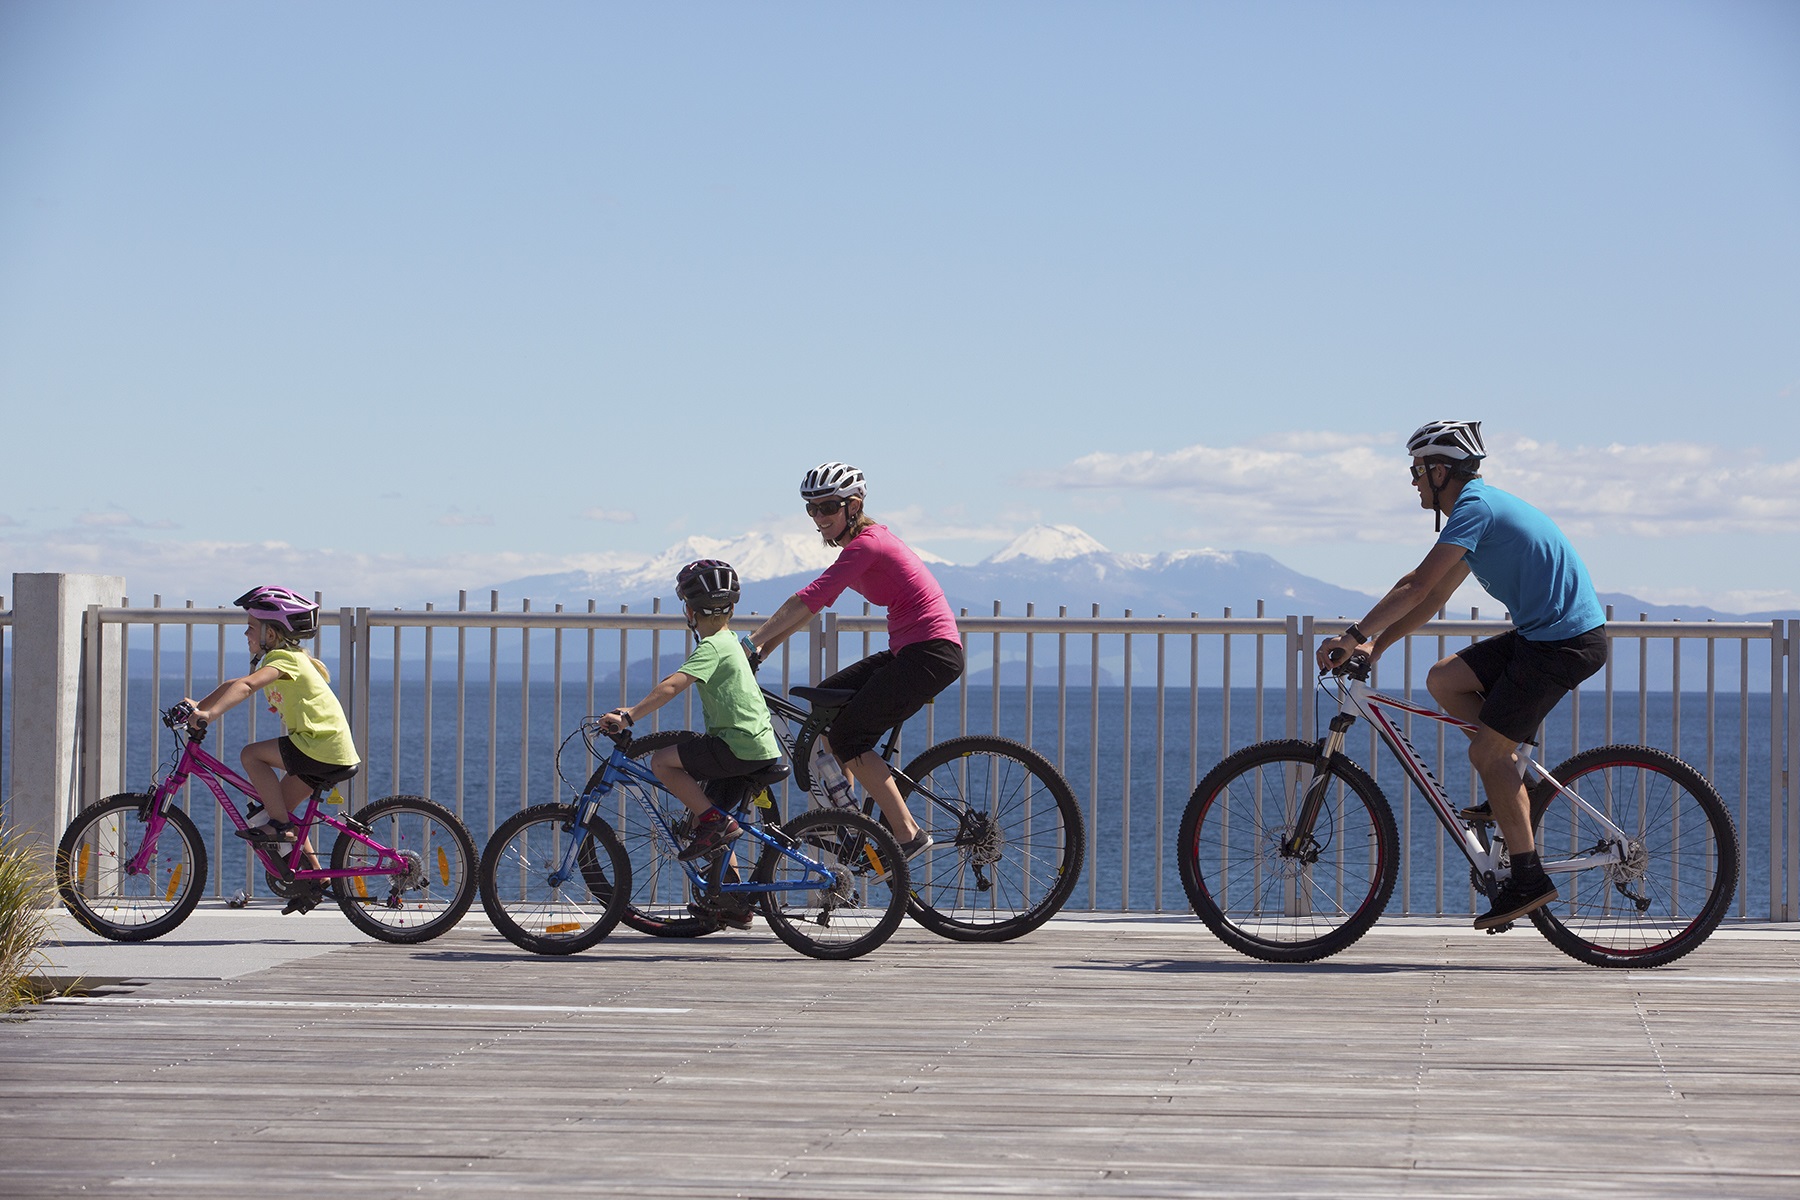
[{"xmin": 675, "ymin": 559, "xmax": 740, "ymax": 615}]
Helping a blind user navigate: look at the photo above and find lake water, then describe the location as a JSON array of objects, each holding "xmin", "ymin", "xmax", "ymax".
[{"xmin": 112, "ymin": 680, "xmax": 1779, "ymax": 919}]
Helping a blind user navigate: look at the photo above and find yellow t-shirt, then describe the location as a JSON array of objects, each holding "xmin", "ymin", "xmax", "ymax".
[{"xmin": 260, "ymin": 648, "xmax": 360, "ymax": 767}]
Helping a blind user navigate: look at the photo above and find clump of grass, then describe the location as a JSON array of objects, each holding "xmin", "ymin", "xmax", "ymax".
[{"xmin": 0, "ymin": 826, "xmax": 60, "ymax": 1011}]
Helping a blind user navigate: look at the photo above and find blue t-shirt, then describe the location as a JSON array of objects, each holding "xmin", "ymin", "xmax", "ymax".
[{"xmin": 1437, "ymin": 479, "xmax": 1606, "ymax": 642}]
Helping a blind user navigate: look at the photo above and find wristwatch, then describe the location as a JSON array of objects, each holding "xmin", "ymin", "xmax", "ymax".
[{"xmin": 1344, "ymin": 623, "xmax": 1369, "ymax": 643}]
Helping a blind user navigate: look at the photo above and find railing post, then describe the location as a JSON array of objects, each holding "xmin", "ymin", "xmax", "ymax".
[
  {"xmin": 344, "ymin": 607, "xmax": 368, "ymax": 808},
  {"xmin": 1771, "ymin": 620, "xmax": 1786, "ymax": 921},
  {"xmin": 4, "ymin": 573, "xmax": 125, "ymax": 851},
  {"xmin": 1778, "ymin": 618, "xmax": 1792, "ymax": 921},
  {"xmin": 1299, "ymin": 616, "xmax": 1317, "ymax": 743},
  {"xmin": 1284, "ymin": 615, "xmax": 1301, "ymax": 740}
]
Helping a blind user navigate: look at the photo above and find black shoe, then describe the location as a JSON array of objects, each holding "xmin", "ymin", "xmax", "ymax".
[
  {"xmin": 237, "ymin": 821, "xmax": 297, "ymax": 844},
  {"xmin": 898, "ymin": 830, "xmax": 934, "ymax": 860},
  {"xmin": 677, "ymin": 811, "xmax": 742, "ymax": 862},
  {"xmin": 1474, "ymin": 875, "xmax": 1558, "ymax": 930},
  {"xmin": 1463, "ymin": 785, "xmax": 1557, "ymax": 827},
  {"xmin": 687, "ymin": 899, "xmax": 754, "ymax": 931},
  {"xmin": 282, "ymin": 884, "xmax": 326, "ymax": 916}
]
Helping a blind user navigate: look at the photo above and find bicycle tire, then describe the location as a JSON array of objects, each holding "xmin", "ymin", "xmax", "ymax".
[
  {"xmin": 55, "ymin": 793, "xmax": 208, "ymax": 942},
  {"xmin": 1526, "ymin": 744, "xmax": 1738, "ymax": 968},
  {"xmin": 478, "ymin": 803, "xmax": 631, "ymax": 955},
  {"xmin": 892, "ymin": 735, "xmax": 1085, "ymax": 942},
  {"xmin": 1177, "ymin": 740, "xmax": 1398, "ymax": 963},
  {"xmin": 330, "ymin": 795, "xmax": 478, "ymax": 944},
  {"xmin": 585, "ymin": 735, "xmax": 722, "ymax": 937},
  {"xmin": 755, "ymin": 808, "xmax": 908, "ymax": 960}
]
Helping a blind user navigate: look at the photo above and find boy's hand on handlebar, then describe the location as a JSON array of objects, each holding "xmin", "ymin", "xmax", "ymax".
[{"xmin": 595, "ymin": 708, "xmax": 634, "ymax": 735}]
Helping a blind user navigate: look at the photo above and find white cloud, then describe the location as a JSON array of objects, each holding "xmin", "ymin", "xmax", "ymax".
[
  {"xmin": 1033, "ymin": 433, "xmax": 1800, "ymax": 543},
  {"xmin": 0, "ymin": 528, "xmax": 639, "ymax": 607}
]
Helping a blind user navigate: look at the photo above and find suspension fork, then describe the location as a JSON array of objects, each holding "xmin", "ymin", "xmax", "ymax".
[{"xmin": 1279, "ymin": 712, "xmax": 1357, "ymax": 858}]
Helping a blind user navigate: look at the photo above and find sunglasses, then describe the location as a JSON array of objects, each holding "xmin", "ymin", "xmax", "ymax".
[
  {"xmin": 1409, "ymin": 461, "xmax": 1439, "ymax": 481},
  {"xmin": 805, "ymin": 499, "xmax": 847, "ymax": 517}
]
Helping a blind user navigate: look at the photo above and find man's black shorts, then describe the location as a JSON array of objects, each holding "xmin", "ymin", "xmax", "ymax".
[
  {"xmin": 818, "ymin": 638, "xmax": 966, "ymax": 760},
  {"xmin": 277, "ymin": 736, "xmax": 359, "ymax": 790},
  {"xmin": 668, "ymin": 731, "xmax": 779, "ymax": 782},
  {"xmin": 1456, "ymin": 626, "xmax": 1608, "ymax": 744}
]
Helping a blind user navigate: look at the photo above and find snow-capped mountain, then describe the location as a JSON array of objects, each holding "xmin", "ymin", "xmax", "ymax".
[{"xmin": 474, "ymin": 524, "xmax": 1377, "ymax": 619}]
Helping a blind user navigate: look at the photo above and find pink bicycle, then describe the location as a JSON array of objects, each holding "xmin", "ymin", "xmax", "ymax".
[{"xmin": 55, "ymin": 702, "xmax": 477, "ymax": 944}]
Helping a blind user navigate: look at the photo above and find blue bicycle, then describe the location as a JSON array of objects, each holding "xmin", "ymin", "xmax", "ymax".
[{"xmin": 477, "ymin": 722, "xmax": 910, "ymax": 960}]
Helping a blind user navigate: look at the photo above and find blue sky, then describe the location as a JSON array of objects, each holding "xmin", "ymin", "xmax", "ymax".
[{"xmin": 2, "ymin": 1, "xmax": 1797, "ymax": 611}]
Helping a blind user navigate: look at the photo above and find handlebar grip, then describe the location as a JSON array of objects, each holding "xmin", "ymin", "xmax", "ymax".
[{"xmin": 1327, "ymin": 650, "xmax": 1374, "ymax": 681}]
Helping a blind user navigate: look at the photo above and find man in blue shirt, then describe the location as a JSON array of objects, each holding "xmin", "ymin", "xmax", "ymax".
[{"xmin": 1316, "ymin": 421, "xmax": 1608, "ymax": 931}]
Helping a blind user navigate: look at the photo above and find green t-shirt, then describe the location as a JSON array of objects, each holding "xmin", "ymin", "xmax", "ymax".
[
  {"xmin": 677, "ymin": 630, "xmax": 780, "ymax": 762},
  {"xmin": 260, "ymin": 647, "xmax": 360, "ymax": 767}
]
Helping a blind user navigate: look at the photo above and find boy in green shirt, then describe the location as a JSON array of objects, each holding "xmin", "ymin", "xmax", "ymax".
[{"xmin": 596, "ymin": 560, "xmax": 780, "ymax": 867}]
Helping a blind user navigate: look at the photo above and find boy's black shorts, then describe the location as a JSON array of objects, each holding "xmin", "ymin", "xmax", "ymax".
[
  {"xmin": 1456, "ymin": 627, "xmax": 1608, "ymax": 744},
  {"xmin": 818, "ymin": 638, "xmax": 966, "ymax": 760},
  {"xmin": 277, "ymin": 736, "xmax": 360, "ymax": 790},
  {"xmin": 668, "ymin": 731, "xmax": 779, "ymax": 781}
]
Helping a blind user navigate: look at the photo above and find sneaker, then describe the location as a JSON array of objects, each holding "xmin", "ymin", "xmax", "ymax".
[
  {"xmin": 897, "ymin": 830, "xmax": 933, "ymax": 861},
  {"xmin": 677, "ymin": 811, "xmax": 742, "ymax": 862},
  {"xmin": 237, "ymin": 821, "xmax": 297, "ymax": 844},
  {"xmin": 282, "ymin": 884, "xmax": 326, "ymax": 916},
  {"xmin": 1461, "ymin": 787, "xmax": 1556, "ymax": 828},
  {"xmin": 687, "ymin": 899, "xmax": 754, "ymax": 931},
  {"xmin": 1474, "ymin": 875, "xmax": 1558, "ymax": 930}
]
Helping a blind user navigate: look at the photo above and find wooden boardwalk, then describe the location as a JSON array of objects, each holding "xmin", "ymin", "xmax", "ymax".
[{"xmin": 5, "ymin": 909, "xmax": 1800, "ymax": 1198}]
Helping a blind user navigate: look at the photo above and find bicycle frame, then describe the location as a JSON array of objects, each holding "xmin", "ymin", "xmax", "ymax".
[
  {"xmin": 1306, "ymin": 673, "xmax": 1633, "ymax": 886},
  {"xmin": 568, "ymin": 739, "xmax": 854, "ymax": 901},
  {"xmin": 142, "ymin": 729, "xmax": 413, "ymax": 885}
]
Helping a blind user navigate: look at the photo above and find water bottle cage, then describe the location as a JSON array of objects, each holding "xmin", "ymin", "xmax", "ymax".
[{"xmin": 792, "ymin": 717, "xmax": 830, "ymax": 792}]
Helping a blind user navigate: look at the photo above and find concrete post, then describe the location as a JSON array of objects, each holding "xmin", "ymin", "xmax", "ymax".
[{"xmin": 5, "ymin": 573, "xmax": 126, "ymax": 851}]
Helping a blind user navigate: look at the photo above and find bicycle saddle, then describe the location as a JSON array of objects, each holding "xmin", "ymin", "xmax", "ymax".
[
  {"xmin": 741, "ymin": 761, "xmax": 792, "ymax": 787},
  {"xmin": 790, "ymin": 685, "xmax": 857, "ymax": 708}
]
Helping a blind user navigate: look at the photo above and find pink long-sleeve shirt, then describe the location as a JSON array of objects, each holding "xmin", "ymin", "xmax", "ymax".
[{"xmin": 794, "ymin": 525, "xmax": 961, "ymax": 651}]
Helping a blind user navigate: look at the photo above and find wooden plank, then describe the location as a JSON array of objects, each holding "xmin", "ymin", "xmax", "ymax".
[{"xmin": 3, "ymin": 920, "xmax": 1799, "ymax": 1197}]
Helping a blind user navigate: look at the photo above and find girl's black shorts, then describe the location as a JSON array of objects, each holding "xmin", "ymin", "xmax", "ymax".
[{"xmin": 818, "ymin": 638, "xmax": 966, "ymax": 760}]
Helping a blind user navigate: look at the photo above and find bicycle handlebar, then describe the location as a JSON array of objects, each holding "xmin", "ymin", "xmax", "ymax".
[
  {"xmin": 1322, "ymin": 650, "xmax": 1374, "ymax": 682},
  {"xmin": 163, "ymin": 701, "xmax": 208, "ymax": 739}
]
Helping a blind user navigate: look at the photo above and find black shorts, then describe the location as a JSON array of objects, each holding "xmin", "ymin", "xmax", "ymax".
[
  {"xmin": 669, "ymin": 732, "xmax": 779, "ymax": 782},
  {"xmin": 818, "ymin": 638, "xmax": 966, "ymax": 760},
  {"xmin": 1456, "ymin": 627, "xmax": 1608, "ymax": 744},
  {"xmin": 277, "ymin": 736, "xmax": 360, "ymax": 790}
]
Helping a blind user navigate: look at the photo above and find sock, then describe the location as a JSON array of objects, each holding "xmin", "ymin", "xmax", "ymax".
[{"xmin": 1510, "ymin": 850, "xmax": 1546, "ymax": 884}]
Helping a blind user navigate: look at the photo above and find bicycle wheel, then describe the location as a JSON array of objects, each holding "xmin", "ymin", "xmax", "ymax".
[
  {"xmin": 478, "ymin": 803, "xmax": 631, "ymax": 955},
  {"xmin": 585, "ymin": 735, "xmax": 719, "ymax": 937},
  {"xmin": 1178, "ymin": 740, "xmax": 1398, "ymax": 963},
  {"xmin": 1527, "ymin": 744, "xmax": 1738, "ymax": 968},
  {"xmin": 330, "ymin": 795, "xmax": 478, "ymax": 944},
  {"xmin": 56, "ymin": 793, "xmax": 208, "ymax": 942},
  {"xmin": 893, "ymin": 735, "xmax": 1085, "ymax": 942},
  {"xmin": 755, "ymin": 808, "xmax": 908, "ymax": 960}
]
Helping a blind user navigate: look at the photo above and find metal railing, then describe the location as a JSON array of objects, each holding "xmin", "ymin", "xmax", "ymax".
[{"xmin": 60, "ymin": 596, "xmax": 1800, "ymax": 918}]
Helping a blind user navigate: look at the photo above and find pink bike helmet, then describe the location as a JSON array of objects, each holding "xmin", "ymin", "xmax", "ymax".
[{"xmin": 233, "ymin": 585, "xmax": 321, "ymax": 638}]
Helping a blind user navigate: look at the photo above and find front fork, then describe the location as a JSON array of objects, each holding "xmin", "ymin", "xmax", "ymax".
[{"xmin": 1280, "ymin": 714, "xmax": 1355, "ymax": 860}]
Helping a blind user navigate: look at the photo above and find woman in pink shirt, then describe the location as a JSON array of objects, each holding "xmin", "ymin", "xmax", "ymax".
[{"xmin": 748, "ymin": 462, "xmax": 964, "ymax": 859}]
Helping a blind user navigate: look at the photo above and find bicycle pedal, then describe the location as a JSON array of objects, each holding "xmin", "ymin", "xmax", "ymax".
[{"xmin": 1484, "ymin": 921, "xmax": 1515, "ymax": 935}]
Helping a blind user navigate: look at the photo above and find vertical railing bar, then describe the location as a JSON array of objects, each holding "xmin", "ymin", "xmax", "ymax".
[
  {"xmin": 391, "ymin": 620, "xmax": 402, "ymax": 796},
  {"xmin": 1121, "ymin": 610, "xmax": 1133, "ymax": 911},
  {"xmin": 992, "ymin": 601, "xmax": 1002, "ymax": 739},
  {"xmin": 1089, "ymin": 603, "xmax": 1100, "ymax": 911},
  {"xmin": 1154, "ymin": 622, "xmax": 1166, "ymax": 912},
  {"xmin": 455, "ymin": 591, "xmax": 467, "ymax": 821},
  {"xmin": 423, "ymin": 605, "xmax": 435, "ymax": 802},
  {"xmin": 488, "ymin": 590, "xmax": 499, "ymax": 835},
  {"xmin": 554, "ymin": 603, "xmax": 565, "ymax": 807},
  {"xmin": 520, "ymin": 598, "xmax": 532, "ymax": 817}
]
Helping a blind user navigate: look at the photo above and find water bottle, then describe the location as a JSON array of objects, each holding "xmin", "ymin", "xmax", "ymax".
[
  {"xmin": 809, "ymin": 741, "xmax": 856, "ymax": 809},
  {"xmin": 243, "ymin": 800, "xmax": 270, "ymax": 830}
]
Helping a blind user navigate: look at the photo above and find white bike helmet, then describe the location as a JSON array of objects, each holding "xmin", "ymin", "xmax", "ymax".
[
  {"xmin": 1406, "ymin": 420, "xmax": 1486, "ymax": 465},
  {"xmin": 800, "ymin": 462, "xmax": 866, "ymax": 502}
]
